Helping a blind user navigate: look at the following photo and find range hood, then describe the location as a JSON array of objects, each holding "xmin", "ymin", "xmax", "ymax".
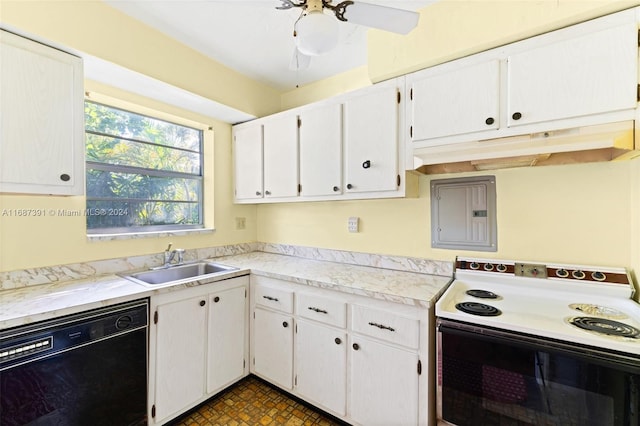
[{"xmin": 413, "ymin": 120, "xmax": 639, "ymax": 174}]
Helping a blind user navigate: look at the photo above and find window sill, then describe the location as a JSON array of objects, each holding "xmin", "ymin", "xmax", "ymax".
[{"xmin": 87, "ymin": 228, "xmax": 215, "ymax": 242}]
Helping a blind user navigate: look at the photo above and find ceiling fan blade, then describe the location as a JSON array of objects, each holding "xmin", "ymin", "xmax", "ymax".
[
  {"xmin": 340, "ymin": 1, "xmax": 419, "ymax": 34},
  {"xmin": 289, "ymin": 47, "xmax": 311, "ymax": 71}
]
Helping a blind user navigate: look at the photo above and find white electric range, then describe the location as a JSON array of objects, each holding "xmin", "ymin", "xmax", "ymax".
[{"xmin": 434, "ymin": 257, "xmax": 640, "ymax": 426}]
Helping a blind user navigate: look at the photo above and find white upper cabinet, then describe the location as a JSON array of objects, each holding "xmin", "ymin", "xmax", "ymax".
[
  {"xmin": 299, "ymin": 103, "xmax": 343, "ymax": 197},
  {"xmin": 409, "ymin": 7, "xmax": 639, "ymax": 165},
  {"xmin": 507, "ymin": 21, "xmax": 637, "ymax": 128},
  {"xmin": 0, "ymin": 30, "xmax": 84, "ymax": 195},
  {"xmin": 408, "ymin": 60, "xmax": 501, "ymax": 143},
  {"xmin": 233, "ymin": 124, "xmax": 263, "ymax": 201},
  {"xmin": 262, "ymin": 114, "xmax": 299, "ymax": 199},
  {"xmin": 233, "ymin": 78, "xmax": 412, "ymax": 204},
  {"xmin": 344, "ymin": 79, "xmax": 400, "ymax": 194}
]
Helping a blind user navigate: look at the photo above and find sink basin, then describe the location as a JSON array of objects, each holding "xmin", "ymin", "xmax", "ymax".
[{"xmin": 122, "ymin": 262, "xmax": 238, "ymax": 286}]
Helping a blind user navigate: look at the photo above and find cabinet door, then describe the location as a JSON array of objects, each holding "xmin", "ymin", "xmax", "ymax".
[
  {"xmin": 154, "ymin": 297, "xmax": 207, "ymax": 422},
  {"xmin": 253, "ymin": 308, "xmax": 294, "ymax": 389},
  {"xmin": 233, "ymin": 124, "xmax": 263, "ymax": 200},
  {"xmin": 295, "ymin": 320, "xmax": 347, "ymax": 415},
  {"xmin": 207, "ymin": 286, "xmax": 247, "ymax": 394},
  {"xmin": 349, "ymin": 336, "xmax": 420, "ymax": 426},
  {"xmin": 409, "ymin": 60, "xmax": 500, "ymax": 142},
  {"xmin": 0, "ymin": 30, "xmax": 84, "ymax": 195},
  {"xmin": 299, "ymin": 103, "xmax": 342, "ymax": 197},
  {"xmin": 507, "ymin": 22, "xmax": 637, "ymax": 127},
  {"xmin": 263, "ymin": 114, "xmax": 299, "ymax": 198},
  {"xmin": 344, "ymin": 81, "xmax": 399, "ymax": 194}
]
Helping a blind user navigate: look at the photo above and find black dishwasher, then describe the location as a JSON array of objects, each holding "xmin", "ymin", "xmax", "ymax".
[{"xmin": 0, "ymin": 299, "xmax": 148, "ymax": 426}]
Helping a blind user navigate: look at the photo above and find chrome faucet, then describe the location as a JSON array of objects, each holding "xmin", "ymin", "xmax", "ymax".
[{"xmin": 163, "ymin": 243, "xmax": 186, "ymax": 267}]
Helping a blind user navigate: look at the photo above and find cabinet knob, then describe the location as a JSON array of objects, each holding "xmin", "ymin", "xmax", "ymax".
[
  {"xmin": 256, "ymin": 191, "xmax": 262, "ymax": 196},
  {"xmin": 265, "ymin": 190, "xmax": 271, "ymax": 196},
  {"xmin": 199, "ymin": 300, "xmax": 206, "ymax": 307},
  {"xmin": 485, "ymin": 117, "xmax": 494, "ymax": 125},
  {"xmin": 362, "ymin": 160, "xmax": 371, "ymax": 169},
  {"xmin": 333, "ymin": 186, "xmax": 340, "ymax": 192},
  {"xmin": 335, "ymin": 337, "xmax": 342, "ymax": 345},
  {"xmin": 282, "ymin": 321, "xmax": 288, "ymax": 328},
  {"xmin": 213, "ymin": 296, "xmax": 220, "ymax": 303},
  {"xmin": 512, "ymin": 112, "xmax": 522, "ymax": 120},
  {"xmin": 60, "ymin": 174, "xmax": 71, "ymax": 182},
  {"xmin": 352, "ymin": 343, "xmax": 360, "ymax": 351},
  {"xmin": 346, "ymin": 184, "xmax": 353, "ymax": 190}
]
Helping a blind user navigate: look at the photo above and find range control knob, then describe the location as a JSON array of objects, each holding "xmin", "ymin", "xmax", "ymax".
[
  {"xmin": 556, "ymin": 269, "xmax": 569, "ymax": 278},
  {"xmin": 591, "ymin": 271, "xmax": 606, "ymax": 282},
  {"xmin": 572, "ymin": 270, "xmax": 586, "ymax": 280},
  {"xmin": 496, "ymin": 264, "xmax": 507, "ymax": 273},
  {"xmin": 483, "ymin": 263, "xmax": 494, "ymax": 271},
  {"xmin": 470, "ymin": 262, "xmax": 480, "ymax": 270}
]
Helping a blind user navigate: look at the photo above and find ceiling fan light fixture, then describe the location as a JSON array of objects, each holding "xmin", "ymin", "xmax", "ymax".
[{"xmin": 295, "ymin": 10, "xmax": 339, "ymax": 56}]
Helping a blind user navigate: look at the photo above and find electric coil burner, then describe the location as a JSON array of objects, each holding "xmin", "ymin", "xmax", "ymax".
[
  {"xmin": 465, "ymin": 289, "xmax": 499, "ymax": 299},
  {"xmin": 435, "ymin": 257, "xmax": 640, "ymax": 426},
  {"xmin": 569, "ymin": 316, "xmax": 640, "ymax": 338},
  {"xmin": 455, "ymin": 301, "xmax": 501, "ymax": 316}
]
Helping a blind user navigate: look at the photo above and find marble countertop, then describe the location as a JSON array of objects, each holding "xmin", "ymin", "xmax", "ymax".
[{"xmin": 0, "ymin": 252, "xmax": 453, "ymax": 330}]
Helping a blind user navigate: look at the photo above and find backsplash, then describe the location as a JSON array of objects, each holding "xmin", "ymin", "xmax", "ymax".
[{"xmin": 0, "ymin": 242, "xmax": 453, "ymax": 291}]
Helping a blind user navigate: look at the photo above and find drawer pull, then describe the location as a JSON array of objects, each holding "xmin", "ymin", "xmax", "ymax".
[
  {"xmin": 308, "ymin": 306, "xmax": 328, "ymax": 314},
  {"xmin": 368, "ymin": 322, "xmax": 395, "ymax": 332},
  {"xmin": 262, "ymin": 295, "xmax": 279, "ymax": 302}
]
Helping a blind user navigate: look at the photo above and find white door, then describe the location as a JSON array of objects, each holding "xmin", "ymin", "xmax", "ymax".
[
  {"xmin": 409, "ymin": 60, "xmax": 500, "ymax": 142},
  {"xmin": 295, "ymin": 320, "xmax": 347, "ymax": 415},
  {"xmin": 253, "ymin": 308, "xmax": 294, "ymax": 389},
  {"xmin": 344, "ymin": 81, "xmax": 399, "ymax": 194},
  {"xmin": 349, "ymin": 336, "xmax": 420, "ymax": 426},
  {"xmin": 507, "ymin": 22, "xmax": 637, "ymax": 127},
  {"xmin": 263, "ymin": 114, "xmax": 299, "ymax": 198},
  {"xmin": 154, "ymin": 297, "xmax": 207, "ymax": 422},
  {"xmin": 207, "ymin": 286, "xmax": 247, "ymax": 394},
  {"xmin": 233, "ymin": 124, "xmax": 263, "ymax": 201},
  {"xmin": 0, "ymin": 30, "xmax": 84, "ymax": 195},
  {"xmin": 299, "ymin": 103, "xmax": 343, "ymax": 197}
]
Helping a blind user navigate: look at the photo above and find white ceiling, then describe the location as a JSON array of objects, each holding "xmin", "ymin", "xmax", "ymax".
[{"xmin": 103, "ymin": 0, "xmax": 433, "ymax": 91}]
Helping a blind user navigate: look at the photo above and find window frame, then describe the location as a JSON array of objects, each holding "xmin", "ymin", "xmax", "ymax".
[{"xmin": 85, "ymin": 100, "xmax": 205, "ymax": 235}]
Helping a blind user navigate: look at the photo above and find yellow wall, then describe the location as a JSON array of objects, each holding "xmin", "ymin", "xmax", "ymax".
[
  {"xmin": 260, "ymin": 0, "xmax": 640, "ymax": 279},
  {"xmin": 0, "ymin": 79, "xmax": 258, "ymax": 271},
  {"xmin": 1, "ymin": 0, "xmax": 639, "ymax": 281},
  {"xmin": 0, "ymin": 0, "xmax": 281, "ymax": 118}
]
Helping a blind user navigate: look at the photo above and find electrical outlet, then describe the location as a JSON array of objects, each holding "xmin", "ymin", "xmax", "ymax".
[
  {"xmin": 235, "ymin": 217, "xmax": 246, "ymax": 230},
  {"xmin": 348, "ymin": 217, "xmax": 359, "ymax": 233}
]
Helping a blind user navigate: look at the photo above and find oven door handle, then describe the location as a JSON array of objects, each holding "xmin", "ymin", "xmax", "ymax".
[{"xmin": 437, "ymin": 319, "xmax": 640, "ymax": 374}]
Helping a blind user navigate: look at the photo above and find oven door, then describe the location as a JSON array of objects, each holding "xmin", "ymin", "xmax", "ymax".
[{"xmin": 437, "ymin": 319, "xmax": 640, "ymax": 426}]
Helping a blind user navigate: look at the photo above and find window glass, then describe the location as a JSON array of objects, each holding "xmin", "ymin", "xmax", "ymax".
[{"xmin": 85, "ymin": 101, "xmax": 203, "ymax": 233}]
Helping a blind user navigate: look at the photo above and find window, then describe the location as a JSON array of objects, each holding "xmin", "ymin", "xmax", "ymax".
[{"xmin": 85, "ymin": 101, "xmax": 204, "ymax": 234}]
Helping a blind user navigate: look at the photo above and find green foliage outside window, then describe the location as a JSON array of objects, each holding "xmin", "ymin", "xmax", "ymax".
[{"xmin": 85, "ymin": 101, "xmax": 203, "ymax": 233}]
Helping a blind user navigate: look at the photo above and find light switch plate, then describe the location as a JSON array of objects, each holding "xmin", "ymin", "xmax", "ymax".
[{"xmin": 348, "ymin": 217, "xmax": 359, "ymax": 233}]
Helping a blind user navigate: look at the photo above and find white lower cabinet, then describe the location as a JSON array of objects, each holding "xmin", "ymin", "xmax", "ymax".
[
  {"xmin": 295, "ymin": 320, "xmax": 347, "ymax": 415},
  {"xmin": 250, "ymin": 275, "xmax": 431, "ymax": 425},
  {"xmin": 253, "ymin": 308, "xmax": 294, "ymax": 389},
  {"xmin": 153, "ymin": 295, "xmax": 208, "ymax": 423},
  {"xmin": 149, "ymin": 276, "xmax": 249, "ymax": 424},
  {"xmin": 349, "ymin": 336, "xmax": 420, "ymax": 426},
  {"xmin": 207, "ymin": 286, "xmax": 248, "ymax": 394}
]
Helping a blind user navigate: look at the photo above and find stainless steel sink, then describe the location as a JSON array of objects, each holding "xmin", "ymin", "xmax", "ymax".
[{"xmin": 121, "ymin": 262, "xmax": 238, "ymax": 286}]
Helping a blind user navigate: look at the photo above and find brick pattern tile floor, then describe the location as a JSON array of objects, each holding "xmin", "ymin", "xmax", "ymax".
[{"xmin": 169, "ymin": 375, "xmax": 346, "ymax": 426}]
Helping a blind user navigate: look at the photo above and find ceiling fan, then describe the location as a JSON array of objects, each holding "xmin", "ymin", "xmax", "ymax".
[{"xmin": 277, "ymin": 0, "xmax": 420, "ymax": 70}]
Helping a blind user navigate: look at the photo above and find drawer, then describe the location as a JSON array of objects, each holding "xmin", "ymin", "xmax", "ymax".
[
  {"xmin": 351, "ymin": 304, "xmax": 420, "ymax": 349},
  {"xmin": 297, "ymin": 292, "xmax": 347, "ymax": 328},
  {"xmin": 254, "ymin": 283, "xmax": 294, "ymax": 313}
]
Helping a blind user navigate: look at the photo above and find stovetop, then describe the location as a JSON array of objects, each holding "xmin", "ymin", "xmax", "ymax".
[{"xmin": 435, "ymin": 257, "xmax": 640, "ymax": 356}]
